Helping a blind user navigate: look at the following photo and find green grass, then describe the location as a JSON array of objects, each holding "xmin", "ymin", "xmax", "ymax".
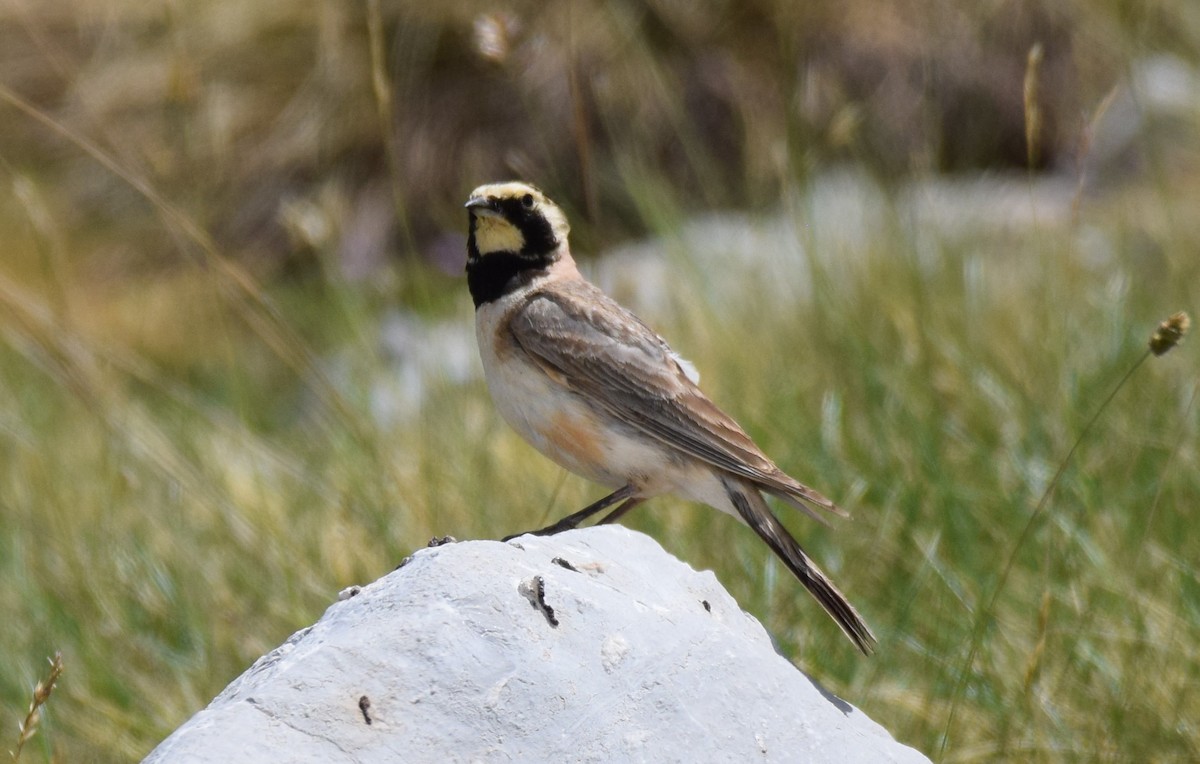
[
  {"xmin": 2, "ymin": 1, "xmax": 1200, "ymax": 760},
  {"xmin": 1, "ymin": 168, "xmax": 1197, "ymax": 761}
]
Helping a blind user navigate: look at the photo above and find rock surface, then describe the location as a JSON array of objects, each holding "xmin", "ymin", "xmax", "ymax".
[{"xmin": 144, "ymin": 526, "xmax": 929, "ymax": 763}]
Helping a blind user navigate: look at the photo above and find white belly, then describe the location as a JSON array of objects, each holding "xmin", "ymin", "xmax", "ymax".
[{"xmin": 475, "ymin": 300, "xmax": 680, "ymax": 494}]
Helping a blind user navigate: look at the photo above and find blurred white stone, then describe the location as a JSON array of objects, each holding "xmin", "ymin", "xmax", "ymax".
[
  {"xmin": 144, "ymin": 526, "xmax": 929, "ymax": 763},
  {"xmin": 1083, "ymin": 55, "xmax": 1200, "ymax": 175},
  {"xmin": 591, "ymin": 167, "xmax": 1078, "ymax": 318},
  {"xmin": 1133, "ymin": 54, "xmax": 1200, "ymax": 116}
]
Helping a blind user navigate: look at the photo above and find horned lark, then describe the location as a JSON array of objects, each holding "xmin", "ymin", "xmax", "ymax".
[{"xmin": 465, "ymin": 181, "xmax": 876, "ymax": 654}]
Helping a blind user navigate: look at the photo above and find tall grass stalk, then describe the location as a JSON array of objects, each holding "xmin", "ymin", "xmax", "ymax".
[
  {"xmin": 940, "ymin": 311, "xmax": 1189, "ymax": 756},
  {"xmin": 9, "ymin": 653, "xmax": 63, "ymax": 761}
]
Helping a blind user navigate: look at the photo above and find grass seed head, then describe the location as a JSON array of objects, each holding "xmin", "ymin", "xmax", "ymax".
[
  {"xmin": 1149, "ymin": 311, "xmax": 1191, "ymax": 356},
  {"xmin": 10, "ymin": 652, "xmax": 64, "ymax": 761}
]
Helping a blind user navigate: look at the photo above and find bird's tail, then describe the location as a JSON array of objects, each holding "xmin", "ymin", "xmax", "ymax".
[{"xmin": 722, "ymin": 476, "xmax": 876, "ymax": 655}]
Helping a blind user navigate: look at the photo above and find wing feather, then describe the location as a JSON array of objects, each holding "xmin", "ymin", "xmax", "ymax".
[{"xmin": 508, "ymin": 282, "xmax": 841, "ymax": 516}]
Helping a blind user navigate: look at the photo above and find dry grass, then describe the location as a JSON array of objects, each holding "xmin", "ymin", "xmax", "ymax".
[
  {"xmin": 9, "ymin": 652, "xmax": 63, "ymax": 762},
  {"xmin": 1, "ymin": 1, "xmax": 1199, "ymax": 761}
]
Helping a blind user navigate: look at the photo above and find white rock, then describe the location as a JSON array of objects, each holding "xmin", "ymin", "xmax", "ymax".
[{"xmin": 144, "ymin": 526, "xmax": 929, "ymax": 763}]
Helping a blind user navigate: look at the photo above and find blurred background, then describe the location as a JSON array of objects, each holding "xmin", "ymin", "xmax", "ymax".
[{"xmin": 1, "ymin": 0, "xmax": 1198, "ymax": 760}]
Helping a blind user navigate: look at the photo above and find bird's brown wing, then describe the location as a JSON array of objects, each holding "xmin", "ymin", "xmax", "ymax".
[{"xmin": 508, "ymin": 281, "xmax": 840, "ymax": 515}]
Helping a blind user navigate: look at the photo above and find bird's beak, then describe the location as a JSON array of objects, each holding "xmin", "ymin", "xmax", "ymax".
[{"xmin": 465, "ymin": 196, "xmax": 499, "ymax": 217}]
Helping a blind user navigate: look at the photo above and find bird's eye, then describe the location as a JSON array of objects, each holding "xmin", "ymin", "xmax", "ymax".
[{"xmin": 521, "ymin": 193, "xmax": 534, "ymax": 208}]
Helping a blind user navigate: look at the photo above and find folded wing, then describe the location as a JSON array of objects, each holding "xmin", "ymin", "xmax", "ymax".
[{"xmin": 509, "ymin": 282, "xmax": 843, "ymax": 518}]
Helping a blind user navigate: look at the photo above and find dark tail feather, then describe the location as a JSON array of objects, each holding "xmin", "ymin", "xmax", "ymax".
[{"xmin": 723, "ymin": 476, "xmax": 876, "ymax": 655}]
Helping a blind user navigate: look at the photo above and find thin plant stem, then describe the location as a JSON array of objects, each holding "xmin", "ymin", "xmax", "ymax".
[{"xmin": 938, "ymin": 349, "xmax": 1151, "ymax": 758}]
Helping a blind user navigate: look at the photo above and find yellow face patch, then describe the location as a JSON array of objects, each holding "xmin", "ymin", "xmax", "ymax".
[{"xmin": 473, "ymin": 213, "xmax": 526, "ymax": 255}]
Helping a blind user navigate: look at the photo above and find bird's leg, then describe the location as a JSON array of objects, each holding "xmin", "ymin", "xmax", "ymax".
[
  {"xmin": 596, "ymin": 497, "xmax": 644, "ymax": 526},
  {"xmin": 502, "ymin": 484, "xmax": 636, "ymax": 541}
]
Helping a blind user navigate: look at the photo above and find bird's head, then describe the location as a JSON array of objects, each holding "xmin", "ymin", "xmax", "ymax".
[{"xmin": 465, "ymin": 182, "xmax": 570, "ymax": 263}]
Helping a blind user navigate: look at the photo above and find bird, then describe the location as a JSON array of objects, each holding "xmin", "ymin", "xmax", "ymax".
[{"xmin": 464, "ymin": 181, "xmax": 876, "ymax": 654}]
